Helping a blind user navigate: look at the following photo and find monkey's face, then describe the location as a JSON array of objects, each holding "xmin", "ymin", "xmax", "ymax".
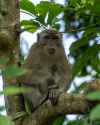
[{"xmin": 37, "ymin": 30, "xmax": 63, "ymax": 56}]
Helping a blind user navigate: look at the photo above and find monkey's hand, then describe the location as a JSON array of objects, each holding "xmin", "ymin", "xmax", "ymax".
[{"xmin": 48, "ymin": 85, "xmax": 60, "ymax": 105}]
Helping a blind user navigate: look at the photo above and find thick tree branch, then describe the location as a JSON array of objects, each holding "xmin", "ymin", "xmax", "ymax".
[
  {"xmin": 6, "ymin": 80, "xmax": 98, "ymax": 125},
  {"xmin": 20, "ymin": 92, "xmax": 93, "ymax": 125}
]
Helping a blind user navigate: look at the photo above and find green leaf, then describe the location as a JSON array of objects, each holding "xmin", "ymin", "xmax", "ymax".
[
  {"xmin": 70, "ymin": 37, "xmax": 89, "ymax": 54},
  {"xmin": 3, "ymin": 64, "xmax": 27, "ymax": 79},
  {"xmin": 21, "ymin": 20, "xmax": 33, "ymax": 26},
  {"xmin": 35, "ymin": 1, "xmax": 63, "ymax": 25},
  {"xmin": 35, "ymin": 1, "xmax": 50, "ymax": 16},
  {"xmin": 22, "ymin": 25, "xmax": 37, "ymax": 32},
  {"xmin": 91, "ymin": 0, "xmax": 100, "ymax": 14},
  {"xmin": 90, "ymin": 104, "xmax": 100, "ymax": 120},
  {"xmin": 67, "ymin": 119, "xmax": 83, "ymax": 125},
  {"xmin": 82, "ymin": 119, "xmax": 90, "ymax": 125},
  {"xmin": 24, "ymin": 97, "xmax": 31, "ymax": 115},
  {"xmin": 52, "ymin": 116, "xmax": 65, "ymax": 125},
  {"xmin": 70, "ymin": 28, "xmax": 97, "ymax": 54},
  {"xmin": 47, "ymin": 3, "xmax": 63, "ymax": 25},
  {"xmin": 91, "ymin": 56, "xmax": 100, "ymax": 73},
  {"xmin": 35, "ymin": 1, "xmax": 50, "ymax": 24},
  {"xmin": 0, "ymin": 86, "xmax": 32, "ymax": 96},
  {"xmin": 20, "ymin": 0, "xmax": 36, "ymax": 15},
  {"xmin": 0, "ymin": 57, "xmax": 9, "ymax": 65},
  {"xmin": 0, "ymin": 115, "xmax": 14, "ymax": 125},
  {"xmin": 21, "ymin": 20, "xmax": 39, "ymax": 32},
  {"xmin": 72, "ymin": 44, "xmax": 100, "ymax": 77},
  {"xmin": 21, "ymin": 20, "xmax": 39, "ymax": 27},
  {"xmin": 87, "ymin": 91, "xmax": 100, "ymax": 101},
  {"xmin": 72, "ymin": 54, "xmax": 87, "ymax": 77},
  {"xmin": 68, "ymin": 0, "xmax": 82, "ymax": 8}
]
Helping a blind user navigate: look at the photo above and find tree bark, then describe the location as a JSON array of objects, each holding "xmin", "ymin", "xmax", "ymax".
[
  {"xmin": 13, "ymin": 80, "xmax": 100, "ymax": 125},
  {"xmin": 0, "ymin": 0, "xmax": 19, "ymax": 59},
  {"xmin": 21, "ymin": 93, "xmax": 89, "ymax": 125},
  {"xmin": 0, "ymin": 0, "xmax": 21, "ymax": 119},
  {"xmin": 13, "ymin": 91, "xmax": 98, "ymax": 125}
]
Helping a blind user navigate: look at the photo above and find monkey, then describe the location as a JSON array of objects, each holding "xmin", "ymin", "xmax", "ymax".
[{"xmin": 18, "ymin": 29, "xmax": 72, "ymax": 111}]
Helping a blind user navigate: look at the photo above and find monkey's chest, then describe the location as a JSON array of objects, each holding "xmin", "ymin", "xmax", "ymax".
[{"xmin": 29, "ymin": 64, "xmax": 63, "ymax": 84}]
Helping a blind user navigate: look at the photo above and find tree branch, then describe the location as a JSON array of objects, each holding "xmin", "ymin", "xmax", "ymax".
[{"xmin": 20, "ymin": 92, "xmax": 93, "ymax": 125}]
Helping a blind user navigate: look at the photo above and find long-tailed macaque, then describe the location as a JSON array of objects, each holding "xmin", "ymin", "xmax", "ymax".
[{"xmin": 19, "ymin": 29, "xmax": 72, "ymax": 111}]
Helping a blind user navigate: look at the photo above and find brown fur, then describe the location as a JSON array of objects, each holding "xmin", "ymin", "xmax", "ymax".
[{"xmin": 19, "ymin": 29, "xmax": 72, "ymax": 110}]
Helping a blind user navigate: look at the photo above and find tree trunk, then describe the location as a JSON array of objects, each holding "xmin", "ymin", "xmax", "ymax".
[
  {"xmin": 0, "ymin": 0, "xmax": 19, "ymax": 59},
  {"xmin": 0, "ymin": 0, "xmax": 21, "ymax": 124}
]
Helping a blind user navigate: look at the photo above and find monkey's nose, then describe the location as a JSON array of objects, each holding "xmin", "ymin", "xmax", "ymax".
[{"xmin": 48, "ymin": 48, "xmax": 56, "ymax": 55}]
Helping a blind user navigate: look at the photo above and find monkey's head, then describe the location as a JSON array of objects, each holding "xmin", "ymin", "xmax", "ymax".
[{"xmin": 37, "ymin": 29, "xmax": 63, "ymax": 56}]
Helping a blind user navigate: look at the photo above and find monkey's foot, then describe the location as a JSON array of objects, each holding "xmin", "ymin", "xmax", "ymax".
[{"xmin": 48, "ymin": 89, "xmax": 59, "ymax": 105}]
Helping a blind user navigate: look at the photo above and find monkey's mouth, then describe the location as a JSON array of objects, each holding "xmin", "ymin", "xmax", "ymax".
[{"xmin": 48, "ymin": 48, "xmax": 56, "ymax": 55}]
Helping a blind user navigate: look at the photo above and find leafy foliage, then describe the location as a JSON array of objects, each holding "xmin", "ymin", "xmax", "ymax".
[
  {"xmin": 90, "ymin": 104, "xmax": 100, "ymax": 120},
  {"xmin": 2, "ymin": 64, "xmax": 27, "ymax": 79},
  {"xmin": 87, "ymin": 91, "xmax": 100, "ymax": 101},
  {"xmin": 0, "ymin": 115, "xmax": 14, "ymax": 125},
  {"xmin": 20, "ymin": 1, "xmax": 64, "ymax": 30},
  {"xmin": 0, "ymin": 86, "xmax": 32, "ymax": 96},
  {"xmin": 52, "ymin": 116, "xmax": 65, "ymax": 125},
  {"xmin": 0, "ymin": 57, "xmax": 9, "ymax": 66}
]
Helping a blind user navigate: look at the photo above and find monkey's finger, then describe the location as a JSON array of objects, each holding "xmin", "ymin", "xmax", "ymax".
[{"xmin": 48, "ymin": 89, "xmax": 59, "ymax": 105}]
